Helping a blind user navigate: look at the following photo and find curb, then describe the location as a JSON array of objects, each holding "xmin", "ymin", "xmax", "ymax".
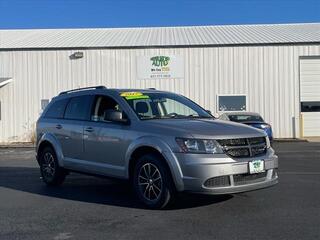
[{"xmin": 0, "ymin": 143, "xmax": 35, "ymax": 148}]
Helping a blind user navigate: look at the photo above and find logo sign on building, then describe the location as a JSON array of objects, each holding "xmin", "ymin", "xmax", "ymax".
[{"xmin": 137, "ymin": 55, "xmax": 184, "ymax": 79}]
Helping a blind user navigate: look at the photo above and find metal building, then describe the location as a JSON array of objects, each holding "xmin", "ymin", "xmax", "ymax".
[{"xmin": 0, "ymin": 23, "xmax": 320, "ymax": 142}]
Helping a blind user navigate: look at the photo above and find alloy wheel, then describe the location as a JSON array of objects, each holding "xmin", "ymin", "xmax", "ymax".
[
  {"xmin": 138, "ymin": 163, "xmax": 163, "ymax": 201},
  {"xmin": 42, "ymin": 152, "xmax": 56, "ymax": 180}
]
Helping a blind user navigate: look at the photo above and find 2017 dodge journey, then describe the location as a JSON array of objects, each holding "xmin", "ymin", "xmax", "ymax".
[{"xmin": 36, "ymin": 86, "xmax": 278, "ymax": 209}]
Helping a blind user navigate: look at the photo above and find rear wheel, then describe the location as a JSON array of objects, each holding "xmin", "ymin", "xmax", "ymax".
[
  {"xmin": 39, "ymin": 146, "xmax": 66, "ymax": 186},
  {"xmin": 133, "ymin": 153, "xmax": 175, "ymax": 209}
]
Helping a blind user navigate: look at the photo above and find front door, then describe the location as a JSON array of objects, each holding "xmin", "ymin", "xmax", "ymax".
[{"xmin": 83, "ymin": 95, "xmax": 130, "ymax": 178}]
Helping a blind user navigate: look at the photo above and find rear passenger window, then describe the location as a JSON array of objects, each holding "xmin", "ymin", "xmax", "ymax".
[
  {"xmin": 44, "ymin": 98, "xmax": 69, "ymax": 119},
  {"xmin": 64, "ymin": 96, "xmax": 92, "ymax": 120}
]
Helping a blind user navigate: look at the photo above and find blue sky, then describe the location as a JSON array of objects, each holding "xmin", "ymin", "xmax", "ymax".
[{"xmin": 0, "ymin": 0, "xmax": 319, "ymax": 29}]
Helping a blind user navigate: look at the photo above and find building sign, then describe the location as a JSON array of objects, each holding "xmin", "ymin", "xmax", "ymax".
[{"xmin": 137, "ymin": 55, "xmax": 184, "ymax": 79}]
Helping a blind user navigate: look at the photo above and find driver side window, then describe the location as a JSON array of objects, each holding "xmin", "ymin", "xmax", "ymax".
[
  {"xmin": 130, "ymin": 99, "xmax": 154, "ymax": 118},
  {"xmin": 91, "ymin": 95, "xmax": 125, "ymax": 122}
]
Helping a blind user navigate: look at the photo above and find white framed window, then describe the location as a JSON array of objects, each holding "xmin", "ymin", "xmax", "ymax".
[{"xmin": 217, "ymin": 94, "xmax": 247, "ymax": 112}]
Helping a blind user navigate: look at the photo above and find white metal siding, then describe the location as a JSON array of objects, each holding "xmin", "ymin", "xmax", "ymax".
[
  {"xmin": 1, "ymin": 45, "xmax": 320, "ymax": 142},
  {"xmin": 300, "ymin": 58, "xmax": 320, "ymax": 137}
]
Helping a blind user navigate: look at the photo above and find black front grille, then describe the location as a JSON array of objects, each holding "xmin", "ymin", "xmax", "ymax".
[
  {"xmin": 233, "ymin": 172, "xmax": 267, "ymax": 185},
  {"xmin": 251, "ymin": 145, "xmax": 267, "ymax": 156},
  {"xmin": 204, "ymin": 176, "xmax": 230, "ymax": 188},
  {"xmin": 217, "ymin": 138, "xmax": 247, "ymax": 146},
  {"xmin": 226, "ymin": 148, "xmax": 250, "ymax": 158},
  {"xmin": 248, "ymin": 137, "xmax": 265, "ymax": 145},
  {"xmin": 217, "ymin": 137, "xmax": 267, "ymax": 158}
]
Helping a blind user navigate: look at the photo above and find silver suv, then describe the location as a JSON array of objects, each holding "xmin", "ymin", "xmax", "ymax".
[{"xmin": 36, "ymin": 86, "xmax": 278, "ymax": 209}]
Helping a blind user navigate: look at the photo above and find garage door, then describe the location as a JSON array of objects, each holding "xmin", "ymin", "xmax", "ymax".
[{"xmin": 300, "ymin": 58, "xmax": 320, "ymax": 137}]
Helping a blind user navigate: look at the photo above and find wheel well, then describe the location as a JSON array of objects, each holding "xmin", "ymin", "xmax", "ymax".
[
  {"xmin": 37, "ymin": 141, "xmax": 54, "ymax": 163},
  {"xmin": 129, "ymin": 146, "xmax": 173, "ymax": 182}
]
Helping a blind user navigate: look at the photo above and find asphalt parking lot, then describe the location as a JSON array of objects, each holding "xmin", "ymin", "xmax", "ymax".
[{"xmin": 0, "ymin": 142, "xmax": 320, "ymax": 240}]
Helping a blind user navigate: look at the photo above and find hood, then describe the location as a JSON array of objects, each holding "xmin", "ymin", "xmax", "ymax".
[{"xmin": 140, "ymin": 118, "xmax": 266, "ymax": 139}]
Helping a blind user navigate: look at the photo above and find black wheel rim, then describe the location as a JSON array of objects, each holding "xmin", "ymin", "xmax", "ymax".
[
  {"xmin": 42, "ymin": 152, "xmax": 55, "ymax": 181},
  {"xmin": 138, "ymin": 163, "xmax": 162, "ymax": 201}
]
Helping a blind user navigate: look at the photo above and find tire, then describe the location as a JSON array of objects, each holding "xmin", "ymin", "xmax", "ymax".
[
  {"xmin": 133, "ymin": 153, "xmax": 175, "ymax": 209},
  {"xmin": 39, "ymin": 146, "xmax": 66, "ymax": 186}
]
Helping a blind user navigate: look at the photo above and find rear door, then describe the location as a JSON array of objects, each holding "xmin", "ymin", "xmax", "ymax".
[
  {"xmin": 41, "ymin": 97, "xmax": 69, "ymax": 153},
  {"xmin": 61, "ymin": 95, "xmax": 93, "ymax": 165}
]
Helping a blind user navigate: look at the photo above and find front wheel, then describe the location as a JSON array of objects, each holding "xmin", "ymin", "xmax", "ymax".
[
  {"xmin": 39, "ymin": 146, "xmax": 67, "ymax": 186},
  {"xmin": 133, "ymin": 153, "xmax": 175, "ymax": 209}
]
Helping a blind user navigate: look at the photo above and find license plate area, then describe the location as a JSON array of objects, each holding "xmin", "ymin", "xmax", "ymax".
[{"xmin": 249, "ymin": 160, "xmax": 265, "ymax": 174}]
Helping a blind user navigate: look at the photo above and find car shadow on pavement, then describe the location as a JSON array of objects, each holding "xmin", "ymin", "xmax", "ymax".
[{"xmin": 0, "ymin": 166, "xmax": 233, "ymax": 210}]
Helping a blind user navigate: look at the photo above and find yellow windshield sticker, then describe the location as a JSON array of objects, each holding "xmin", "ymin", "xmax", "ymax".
[
  {"xmin": 120, "ymin": 92, "xmax": 143, "ymax": 97},
  {"xmin": 120, "ymin": 92, "xmax": 149, "ymax": 100}
]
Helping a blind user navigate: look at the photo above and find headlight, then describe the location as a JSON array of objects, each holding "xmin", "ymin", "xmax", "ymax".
[
  {"xmin": 176, "ymin": 138, "xmax": 224, "ymax": 154},
  {"xmin": 260, "ymin": 124, "xmax": 270, "ymax": 129}
]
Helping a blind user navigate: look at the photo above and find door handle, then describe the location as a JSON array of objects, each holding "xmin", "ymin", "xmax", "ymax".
[
  {"xmin": 85, "ymin": 127, "xmax": 94, "ymax": 132},
  {"xmin": 56, "ymin": 124, "xmax": 62, "ymax": 129}
]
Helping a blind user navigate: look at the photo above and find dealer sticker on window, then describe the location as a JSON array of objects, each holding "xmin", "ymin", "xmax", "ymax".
[
  {"xmin": 120, "ymin": 92, "xmax": 150, "ymax": 100},
  {"xmin": 249, "ymin": 160, "xmax": 265, "ymax": 174}
]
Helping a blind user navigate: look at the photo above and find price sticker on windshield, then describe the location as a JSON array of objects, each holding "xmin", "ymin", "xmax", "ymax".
[{"xmin": 120, "ymin": 92, "xmax": 150, "ymax": 100}]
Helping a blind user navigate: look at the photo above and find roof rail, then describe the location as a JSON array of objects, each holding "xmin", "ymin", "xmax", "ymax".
[{"xmin": 59, "ymin": 86, "xmax": 106, "ymax": 95}]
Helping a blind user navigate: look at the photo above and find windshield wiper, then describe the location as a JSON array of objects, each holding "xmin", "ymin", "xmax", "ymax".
[{"xmin": 141, "ymin": 116, "xmax": 171, "ymax": 120}]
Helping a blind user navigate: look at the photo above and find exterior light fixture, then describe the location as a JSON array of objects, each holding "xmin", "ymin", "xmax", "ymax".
[{"xmin": 70, "ymin": 51, "xmax": 84, "ymax": 59}]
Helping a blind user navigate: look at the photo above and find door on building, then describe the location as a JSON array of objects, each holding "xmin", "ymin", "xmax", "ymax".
[{"xmin": 300, "ymin": 58, "xmax": 320, "ymax": 137}]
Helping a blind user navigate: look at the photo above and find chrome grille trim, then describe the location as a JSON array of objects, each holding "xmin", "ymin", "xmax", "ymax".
[{"xmin": 217, "ymin": 137, "xmax": 267, "ymax": 158}]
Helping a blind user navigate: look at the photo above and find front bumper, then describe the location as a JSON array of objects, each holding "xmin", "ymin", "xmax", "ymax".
[{"xmin": 174, "ymin": 149, "xmax": 278, "ymax": 194}]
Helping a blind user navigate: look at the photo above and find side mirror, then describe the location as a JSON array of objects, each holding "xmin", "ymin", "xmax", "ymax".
[
  {"xmin": 103, "ymin": 110, "xmax": 129, "ymax": 124},
  {"xmin": 206, "ymin": 110, "xmax": 212, "ymax": 115}
]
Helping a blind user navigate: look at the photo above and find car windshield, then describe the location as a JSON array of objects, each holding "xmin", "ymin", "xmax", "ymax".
[
  {"xmin": 228, "ymin": 114, "xmax": 264, "ymax": 122},
  {"xmin": 120, "ymin": 91, "xmax": 213, "ymax": 120}
]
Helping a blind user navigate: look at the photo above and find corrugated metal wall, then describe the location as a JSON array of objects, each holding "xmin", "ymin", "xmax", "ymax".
[{"xmin": 0, "ymin": 44, "xmax": 320, "ymax": 142}]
